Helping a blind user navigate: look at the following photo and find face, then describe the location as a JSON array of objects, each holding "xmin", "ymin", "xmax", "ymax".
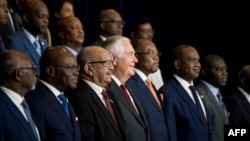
[
  {"xmin": 0, "ymin": 0, "xmax": 9, "ymax": 26},
  {"xmin": 135, "ymin": 41, "xmax": 159, "ymax": 75},
  {"xmin": 205, "ymin": 58, "xmax": 228, "ymax": 87},
  {"xmin": 25, "ymin": 1, "xmax": 49, "ymax": 34},
  {"xmin": 89, "ymin": 52, "xmax": 114, "ymax": 87},
  {"xmin": 52, "ymin": 54, "xmax": 79, "ymax": 90},
  {"xmin": 115, "ymin": 41, "xmax": 138, "ymax": 81},
  {"xmin": 63, "ymin": 17, "xmax": 84, "ymax": 45},
  {"xmin": 16, "ymin": 55, "xmax": 37, "ymax": 91},
  {"xmin": 132, "ymin": 23, "xmax": 154, "ymax": 40},
  {"xmin": 176, "ymin": 47, "xmax": 201, "ymax": 82},
  {"xmin": 102, "ymin": 11, "xmax": 124, "ymax": 36},
  {"xmin": 55, "ymin": 1, "xmax": 74, "ymax": 19}
]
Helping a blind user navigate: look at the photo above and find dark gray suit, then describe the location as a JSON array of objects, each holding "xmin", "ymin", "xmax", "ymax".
[
  {"xmin": 106, "ymin": 79, "xmax": 150, "ymax": 141},
  {"xmin": 196, "ymin": 81, "xmax": 226, "ymax": 141}
]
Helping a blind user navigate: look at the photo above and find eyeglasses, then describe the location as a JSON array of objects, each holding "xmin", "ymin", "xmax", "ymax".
[
  {"xmin": 136, "ymin": 51, "xmax": 161, "ymax": 57},
  {"xmin": 17, "ymin": 65, "xmax": 37, "ymax": 71},
  {"xmin": 103, "ymin": 20, "xmax": 125, "ymax": 26},
  {"xmin": 50, "ymin": 65, "xmax": 80, "ymax": 72},
  {"xmin": 88, "ymin": 60, "xmax": 114, "ymax": 67}
]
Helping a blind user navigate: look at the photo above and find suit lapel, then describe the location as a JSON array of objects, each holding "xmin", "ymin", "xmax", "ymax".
[
  {"xmin": 0, "ymin": 91, "xmax": 37, "ymax": 141},
  {"xmin": 37, "ymin": 82, "xmax": 74, "ymax": 134}
]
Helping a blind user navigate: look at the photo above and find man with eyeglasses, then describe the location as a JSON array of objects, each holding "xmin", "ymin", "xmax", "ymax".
[
  {"xmin": 25, "ymin": 46, "xmax": 81, "ymax": 141},
  {"xmin": 91, "ymin": 9, "xmax": 124, "ymax": 46},
  {"xmin": 66, "ymin": 46, "xmax": 128, "ymax": 141},
  {"xmin": 126, "ymin": 38, "xmax": 170, "ymax": 141},
  {"xmin": 0, "ymin": 50, "xmax": 39, "ymax": 141}
]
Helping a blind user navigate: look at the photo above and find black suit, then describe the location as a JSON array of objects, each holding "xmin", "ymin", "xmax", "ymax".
[
  {"xmin": 106, "ymin": 79, "xmax": 150, "ymax": 141},
  {"xmin": 66, "ymin": 79, "xmax": 127, "ymax": 141}
]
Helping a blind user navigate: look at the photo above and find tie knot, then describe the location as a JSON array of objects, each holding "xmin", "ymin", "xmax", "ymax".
[
  {"xmin": 189, "ymin": 85, "xmax": 196, "ymax": 92},
  {"xmin": 101, "ymin": 89, "xmax": 108, "ymax": 97},
  {"xmin": 145, "ymin": 78, "xmax": 152, "ymax": 85},
  {"xmin": 21, "ymin": 99, "xmax": 28, "ymax": 108},
  {"xmin": 58, "ymin": 94, "xmax": 67, "ymax": 102}
]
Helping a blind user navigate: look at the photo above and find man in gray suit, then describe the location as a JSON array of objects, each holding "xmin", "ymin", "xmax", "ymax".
[
  {"xmin": 103, "ymin": 35, "xmax": 150, "ymax": 141},
  {"xmin": 196, "ymin": 54, "xmax": 229, "ymax": 141}
]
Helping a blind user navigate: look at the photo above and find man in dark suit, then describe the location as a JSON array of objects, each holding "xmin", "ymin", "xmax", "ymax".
[
  {"xmin": 103, "ymin": 35, "xmax": 150, "ymax": 141},
  {"xmin": 91, "ymin": 9, "xmax": 124, "ymax": 46},
  {"xmin": 25, "ymin": 46, "xmax": 81, "ymax": 141},
  {"xmin": 0, "ymin": 50, "xmax": 39, "ymax": 141},
  {"xmin": 0, "ymin": 0, "xmax": 9, "ymax": 51},
  {"xmin": 195, "ymin": 54, "xmax": 229, "ymax": 141},
  {"xmin": 228, "ymin": 65, "xmax": 250, "ymax": 126},
  {"xmin": 66, "ymin": 46, "xmax": 127, "ymax": 141},
  {"xmin": 6, "ymin": 0, "xmax": 49, "ymax": 77},
  {"xmin": 159, "ymin": 44, "xmax": 212, "ymax": 141},
  {"xmin": 126, "ymin": 39, "xmax": 169, "ymax": 141}
]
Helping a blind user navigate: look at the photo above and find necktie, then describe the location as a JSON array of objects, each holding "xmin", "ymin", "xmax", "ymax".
[
  {"xmin": 0, "ymin": 34, "xmax": 6, "ymax": 51},
  {"xmin": 145, "ymin": 78, "xmax": 162, "ymax": 108},
  {"xmin": 33, "ymin": 39, "xmax": 41, "ymax": 56},
  {"xmin": 120, "ymin": 84, "xmax": 134, "ymax": 106},
  {"xmin": 101, "ymin": 89, "xmax": 117, "ymax": 125},
  {"xmin": 58, "ymin": 94, "xmax": 70, "ymax": 117},
  {"xmin": 189, "ymin": 85, "xmax": 206, "ymax": 122},
  {"xmin": 217, "ymin": 91, "xmax": 229, "ymax": 124},
  {"xmin": 21, "ymin": 100, "xmax": 39, "ymax": 141}
]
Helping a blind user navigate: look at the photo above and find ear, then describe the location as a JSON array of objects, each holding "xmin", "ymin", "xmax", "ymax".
[
  {"xmin": 54, "ymin": 12, "xmax": 59, "ymax": 19},
  {"xmin": 130, "ymin": 31, "xmax": 135, "ymax": 39},
  {"xmin": 14, "ymin": 69, "xmax": 22, "ymax": 82},
  {"xmin": 100, "ymin": 22, "xmax": 106, "ymax": 30},
  {"xmin": 22, "ymin": 13, "xmax": 29, "ymax": 23},
  {"xmin": 58, "ymin": 31, "xmax": 65, "ymax": 39},
  {"xmin": 84, "ymin": 64, "xmax": 93, "ymax": 76},
  {"xmin": 46, "ymin": 66, "xmax": 55, "ymax": 77},
  {"xmin": 174, "ymin": 60, "xmax": 180, "ymax": 70},
  {"xmin": 201, "ymin": 68, "xmax": 207, "ymax": 76}
]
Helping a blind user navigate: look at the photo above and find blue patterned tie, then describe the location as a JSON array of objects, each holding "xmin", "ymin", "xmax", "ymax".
[
  {"xmin": 217, "ymin": 91, "xmax": 229, "ymax": 124},
  {"xmin": 33, "ymin": 39, "xmax": 41, "ymax": 56},
  {"xmin": 21, "ymin": 100, "xmax": 39, "ymax": 141},
  {"xmin": 58, "ymin": 94, "xmax": 70, "ymax": 117}
]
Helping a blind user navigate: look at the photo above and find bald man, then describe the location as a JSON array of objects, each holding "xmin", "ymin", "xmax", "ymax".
[{"xmin": 25, "ymin": 46, "xmax": 81, "ymax": 141}]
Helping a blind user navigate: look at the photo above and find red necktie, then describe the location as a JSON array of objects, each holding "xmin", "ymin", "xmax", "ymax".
[
  {"xmin": 101, "ymin": 89, "xmax": 117, "ymax": 125},
  {"xmin": 120, "ymin": 84, "xmax": 133, "ymax": 105}
]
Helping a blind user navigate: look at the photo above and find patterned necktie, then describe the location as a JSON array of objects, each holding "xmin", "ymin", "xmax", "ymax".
[
  {"xmin": 145, "ymin": 78, "xmax": 162, "ymax": 108},
  {"xmin": 21, "ymin": 100, "xmax": 39, "ymax": 141},
  {"xmin": 101, "ymin": 89, "xmax": 117, "ymax": 125},
  {"xmin": 217, "ymin": 91, "xmax": 229, "ymax": 124},
  {"xmin": 58, "ymin": 94, "xmax": 70, "ymax": 117},
  {"xmin": 189, "ymin": 85, "xmax": 206, "ymax": 122},
  {"xmin": 33, "ymin": 39, "xmax": 41, "ymax": 56}
]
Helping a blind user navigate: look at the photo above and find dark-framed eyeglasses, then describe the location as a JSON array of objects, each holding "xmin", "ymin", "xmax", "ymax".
[
  {"xmin": 88, "ymin": 60, "xmax": 114, "ymax": 67},
  {"xmin": 17, "ymin": 65, "xmax": 37, "ymax": 71},
  {"xmin": 50, "ymin": 65, "xmax": 80, "ymax": 72},
  {"xmin": 136, "ymin": 51, "xmax": 161, "ymax": 57},
  {"xmin": 102, "ymin": 20, "xmax": 125, "ymax": 26}
]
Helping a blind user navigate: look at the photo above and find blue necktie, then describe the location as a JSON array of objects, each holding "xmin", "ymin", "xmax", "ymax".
[
  {"xmin": 33, "ymin": 39, "xmax": 41, "ymax": 56},
  {"xmin": 58, "ymin": 94, "xmax": 70, "ymax": 117},
  {"xmin": 217, "ymin": 91, "xmax": 229, "ymax": 124},
  {"xmin": 21, "ymin": 100, "xmax": 39, "ymax": 141}
]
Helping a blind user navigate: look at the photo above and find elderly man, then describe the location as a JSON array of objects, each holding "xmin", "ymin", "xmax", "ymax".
[
  {"xmin": 103, "ymin": 35, "xmax": 150, "ymax": 141},
  {"xmin": 0, "ymin": 50, "xmax": 38, "ymax": 141}
]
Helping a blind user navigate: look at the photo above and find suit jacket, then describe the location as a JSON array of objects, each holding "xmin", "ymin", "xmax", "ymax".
[
  {"xmin": 106, "ymin": 79, "xmax": 150, "ymax": 141},
  {"xmin": 196, "ymin": 81, "xmax": 225, "ymax": 141},
  {"xmin": 159, "ymin": 76, "xmax": 212, "ymax": 141},
  {"xmin": 25, "ymin": 82, "xmax": 81, "ymax": 141},
  {"xmin": 65, "ymin": 79, "xmax": 127, "ymax": 141},
  {"xmin": 126, "ymin": 73, "xmax": 169, "ymax": 141},
  {"xmin": 0, "ymin": 90, "xmax": 38, "ymax": 141},
  {"xmin": 228, "ymin": 89, "xmax": 250, "ymax": 126},
  {"xmin": 6, "ymin": 28, "xmax": 48, "ymax": 77},
  {"xmin": 91, "ymin": 37, "xmax": 104, "ymax": 46}
]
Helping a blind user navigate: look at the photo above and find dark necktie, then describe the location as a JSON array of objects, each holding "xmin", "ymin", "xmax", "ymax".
[
  {"xmin": 0, "ymin": 34, "xmax": 6, "ymax": 51},
  {"xmin": 217, "ymin": 91, "xmax": 229, "ymax": 124},
  {"xmin": 189, "ymin": 85, "xmax": 206, "ymax": 122},
  {"xmin": 58, "ymin": 94, "xmax": 70, "ymax": 117},
  {"xmin": 21, "ymin": 100, "xmax": 39, "ymax": 141},
  {"xmin": 120, "ymin": 84, "xmax": 134, "ymax": 106},
  {"xmin": 101, "ymin": 89, "xmax": 117, "ymax": 125}
]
